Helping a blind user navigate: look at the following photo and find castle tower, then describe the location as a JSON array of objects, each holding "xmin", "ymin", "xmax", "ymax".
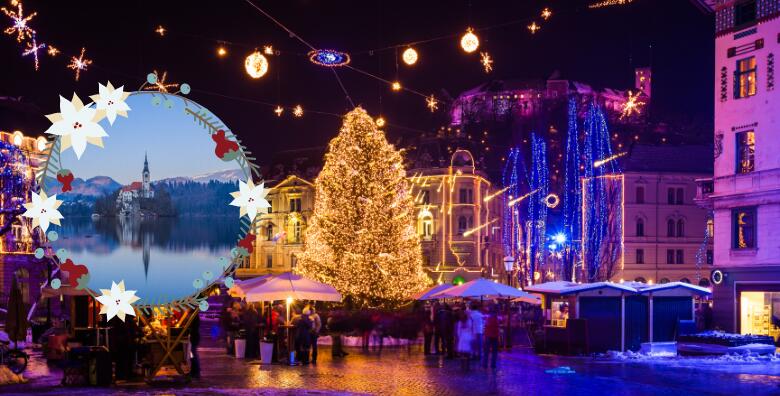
[{"xmin": 142, "ymin": 152, "xmax": 150, "ymax": 198}]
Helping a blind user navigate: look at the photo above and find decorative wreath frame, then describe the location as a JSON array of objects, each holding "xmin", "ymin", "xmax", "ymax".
[{"xmin": 34, "ymin": 76, "xmax": 262, "ymax": 315}]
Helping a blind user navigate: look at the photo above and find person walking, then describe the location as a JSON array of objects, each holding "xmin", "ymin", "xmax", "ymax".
[
  {"xmin": 309, "ymin": 305, "xmax": 322, "ymax": 364},
  {"xmin": 295, "ymin": 308, "xmax": 313, "ymax": 364},
  {"xmin": 190, "ymin": 311, "xmax": 201, "ymax": 379},
  {"xmin": 243, "ymin": 304, "xmax": 260, "ymax": 359},
  {"xmin": 483, "ymin": 305, "xmax": 500, "ymax": 369},
  {"xmin": 469, "ymin": 303, "xmax": 484, "ymax": 361},
  {"xmin": 456, "ymin": 308, "xmax": 474, "ymax": 370},
  {"xmin": 423, "ymin": 304, "xmax": 434, "ymax": 355},
  {"xmin": 432, "ymin": 302, "xmax": 442, "ymax": 355},
  {"xmin": 327, "ymin": 312, "xmax": 348, "ymax": 358}
]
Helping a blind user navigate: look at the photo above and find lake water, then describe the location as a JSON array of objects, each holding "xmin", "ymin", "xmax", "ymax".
[{"xmin": 54, "ymin": 216, "xmax": 239, "ymax": 305}]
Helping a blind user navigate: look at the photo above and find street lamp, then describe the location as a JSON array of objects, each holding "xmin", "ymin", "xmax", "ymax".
[{"xmin": 503, "ymin": 256, "xmax": 515, "ymax": 286}]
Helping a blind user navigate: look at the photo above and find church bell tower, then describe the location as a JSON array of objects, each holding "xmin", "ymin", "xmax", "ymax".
[{"xmin": 143, "ymin": 152, "xmax": 150, "ymax": 198}]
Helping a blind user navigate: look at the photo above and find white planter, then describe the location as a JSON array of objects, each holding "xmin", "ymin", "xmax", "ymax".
[{"xmin": 234, "ymin": 339, "xmax": 246, "ymax": 359}]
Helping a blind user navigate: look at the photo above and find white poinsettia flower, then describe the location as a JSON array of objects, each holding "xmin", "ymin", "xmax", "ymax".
[
  {"xmin": 44, "ymin": 93, "xmax": 108, "ymax": 159},
  {"xmin": 90, "ymin": 81, "xmax": 131, "ymax": 125},
  {"xmin": 95, "ymin": 280, "xmax": 140, "ymax": 322},
  {"xmin": 229, "ymin": 179, "xmax": 271, "ymax": 220},
  {"xmin": 22, "ymin": 191, "xmax": 64, "ymax": 233}
]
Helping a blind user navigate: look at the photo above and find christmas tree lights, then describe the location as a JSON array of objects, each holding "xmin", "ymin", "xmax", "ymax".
[
  {"xmin": 297, "ymin": 107, "xmax": 429, "ymax": 308},
  {"xmin": 562, "ymin": 98, "xmax": 582, "ymax": 281},
  {"xmin": 501, "ymin": 148, "xmax": 529, "ymax": 264},
  {"xmin": 527, "ymin": 133, "xmax": 549, "ymax": 284}
]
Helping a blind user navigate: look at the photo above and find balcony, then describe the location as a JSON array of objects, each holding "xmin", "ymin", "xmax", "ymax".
[{"xmin": 694, "ymin": 177, "xmax": 714, "ymax": 209}]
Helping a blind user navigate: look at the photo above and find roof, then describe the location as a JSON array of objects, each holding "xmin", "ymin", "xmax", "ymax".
[
  {"xmin": 635, "ymin": 281, "xmax": 711, "ymax": 295},
  {"xmin": 559, "ymin": 282, "xmax": 637, "ymax": 295},
  {"xmin": 688, "ymin": 0, "xmax": 715, "ymax": 13},
  {"xmin": 621, "ymin": 144, "xmax": 713, "ymax": 174},
  {"xmin": 121, "ymin": 181, "xmax": 143, "ymax": 192},
  {"xmin": 524, "ymin": 281, "xmax": 579, "ymax": 294}
]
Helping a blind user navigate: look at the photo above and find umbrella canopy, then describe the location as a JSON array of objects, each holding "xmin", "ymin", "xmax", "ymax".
[
  {"xmin": 5, "ymin": 276, "xmax": 28, "ymax": 343},
  {"xmin": 228, "ymin": 274, "xmax": 272, "ymax": 298},
  {"xmin": 412, "ymin": 283, "xmax": 454, "ymax": 300},
  {"xmin": 431, "ymin": 278, "xmax": 534, "ymax": 299},
  {"xmin": 243, "ymin": 272, "xmax": 342, "ymax": 302},
  {"xmin": 512, "ymin": 293, "xmax": 542, "ymax": 305}
]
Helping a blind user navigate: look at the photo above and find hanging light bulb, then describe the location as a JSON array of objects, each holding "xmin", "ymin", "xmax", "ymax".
[
  {"xmin": 391, "ymin": 81, "xmax": 402, "ymax": 91},
  {"xmin": 217, "ymin": 46, "xmax": 228, "ymax": 57},
  {"xmin": 376, "ymin": 117, "xmax": 386, "ymax": 127},
  {"xmin": 244, "ymin": 51, "xmax": 268, "ymax": 79},
  {"xmin": 460, "ymin": 28, "xmax": 479, "ymax": 53},
  {"xmin": 402, "ymin": 47, "xmax": 418, "ymax": 66}
]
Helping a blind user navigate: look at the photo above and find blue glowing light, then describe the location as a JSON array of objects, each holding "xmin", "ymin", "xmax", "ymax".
[
  {"xmin": 554, "ymin": 233, "xmax": 567, "ymax": 244},
  {"xmin": 308, "ymin": 49, "xmax": 351, "ymax": 67}
]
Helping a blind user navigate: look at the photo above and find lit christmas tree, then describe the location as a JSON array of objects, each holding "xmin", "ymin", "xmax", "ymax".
[{"xmin": 297, "ymin": 107, "xmax": 429, "ymax": 308}]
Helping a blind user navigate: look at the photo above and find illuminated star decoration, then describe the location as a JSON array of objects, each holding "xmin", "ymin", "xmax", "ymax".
[
  {"xmin": 274, "ymin": 106, "xmax": 284, "ymax": 117},
  {"xmin": 263, "ymin": 45, "xmax": 273, "ymax": 55},
  {"xmin": 541, "ymin": 7, "xmax": 552, "ymax": 20},
  {"xmin": 426, "ymin": 95, "xmax": 439, "ymax": 112},
  {"xmin": 2, "ymin": 0, "xmax": 37, "ymax": 42},
  {"xmin": 293, "ymin": 105, "xmax": 304, "ymax": 117},
  {"xmin": 143, "ymin": 70, "xmax": 178, "ymax": 93},
  {"xmin": 480, "ymin": 52, "xmax": 493, "ymax": 73},
  {"xmin": 528, "ymin": 22, "xmax": 540, "ymax": 34},
  {"xmin": 22, "ymin": 33, "xmax": 45, "ymax": 70},
  {"xmin": 620, "ymin": 90, "xmax": 645, "ymax": 119},
  {"xmin": 46, "ymin": 44, "xmax": 59, "ymax": 56},
  {"xmin": 95, "ymin": 280, "xmax": 140, "ymax": 322},
  {"xmin": 67, "ymin": 47, "xmax": 92, "ymax": 81},
  {"xmin": 155, "ymin": 25, "xmax": 165, "ymax": 36}
]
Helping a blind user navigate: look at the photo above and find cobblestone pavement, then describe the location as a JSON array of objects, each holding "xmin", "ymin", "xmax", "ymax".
[{"xmin": 5, "ymin": 342, "xmax": 780, "ymax": 396}]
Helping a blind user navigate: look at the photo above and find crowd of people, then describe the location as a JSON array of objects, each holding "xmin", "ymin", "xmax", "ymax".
[{"xmin": 422, "ymin": 302, "xmax": 502, "ymax": 369}]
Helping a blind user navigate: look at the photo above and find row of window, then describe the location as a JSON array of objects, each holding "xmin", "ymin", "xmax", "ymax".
[
  {"xmin": 634, "ymin": 186, "xmax": 686, "ymax": 205},
  {"xmin": 265, "ymin": 197, "xmax": 303, "ymax": 214},
  {"xmin": 264, "ymin": 222, "xmax": 303, "ymax": 243},
  {"xmin": 264, "ymin": 254, "xmax": 298, "ymax": 269},
  {"xmin": 635, "ymin": 218, "xmax": 687, "ymax": 237},
  {"xmin": 417, "ymin": 188, "xmax": 475, "ymax": 205},
  {"xmin": 634, "ymin": 248, "xmax": 713, "ymax": 265}
]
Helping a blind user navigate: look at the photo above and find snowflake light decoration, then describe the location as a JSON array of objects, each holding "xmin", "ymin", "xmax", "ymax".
[
  {"xmin": 46, "ymin": 44, "xmax": 59, "ymax": 56},
  {"xmin": 263, "ymin": 45, "xmax": 273, "ymax": 55},
  {"xmin": 528, "ymin": 22, "xmax": 540, "ymax": 34},
  {"xmin": 67, "ymin": 48, "xmax": 92, "ymax": 81},
  {"xmin": 426, "ymin": 95, "xmax": 439, "ymax": 112},
  {"xmin": 22, "ymin": 33, "xmax": 45, "ymax": 70},
  {"xmin": 480, "ymin": 52, "xmax": 493, "ymax": 73},
  {"xmin": 293, "ymin": 105, "xmax": 304, "ymax": 117},
  {"xmin": 541, "ymin": 8, "xmax": 552, "ymax": 20},
  {"xmin": 308, "ymin": 49, "xmax": 350, "ymax": 67},
  {"xmin": 2, "ymin": 0, "xmax": 36, "ymax": 42},
  {"xmin": 620, "ymin": 90, "xmax": 645, "ymax": 119},
  {"xmin": 274, "ymin": 106, "xmax": 284, "ymax": 117},
  {"xmin": 155, "ymin": 25, "xmax": 165, "ymax": 36},
  {"xmin": 143, "ymin": 70, "xmax": 179, "ymax": 93}
]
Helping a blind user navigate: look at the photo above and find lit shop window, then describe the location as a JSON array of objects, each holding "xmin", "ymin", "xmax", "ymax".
[
  {"xmin": 735, "ymin": 56, "xmax": 757, "ymax": 99},
  {"xmin": 740, "ymin": 291, "xmax": 780, "ymax": 340},
  {"xmin": 732, "ymin": 207, "xmax": 757, "ymax": 249},
  {"xmin": 736, "ymin": 131, "xmax": 755, "ymax": 174}
]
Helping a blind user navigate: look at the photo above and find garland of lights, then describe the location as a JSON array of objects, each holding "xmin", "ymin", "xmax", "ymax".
[
  {"xmin": 501, "ymin": 148, "xmax": 529, "ymax": 264},
  {"xmin": 0, "ymin": 139, "xmax": 35, "ymax": 246},
  {"xmin": 582, "ymin": 101, "xmax": 622, "ymax": 282},
  {"xmin": 528, "ymin": 133, "xmax": 549, "ymax": 284},
  {"xmin": 562, "ymin": 97, "xmax": 582, "ymax": 281}
]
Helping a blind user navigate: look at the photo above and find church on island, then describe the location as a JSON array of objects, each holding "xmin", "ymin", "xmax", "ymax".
[{"xmin": 116, "ymin": 153, "xmax": 155, "ymax": 216}]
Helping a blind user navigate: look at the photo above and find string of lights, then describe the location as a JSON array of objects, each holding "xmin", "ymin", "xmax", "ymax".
[
  {"xmin": 528, "ymin": 133, "xmax": 549, "ymax": 284},
  {"xmin": 562, "ymin": 97, "xmax": 582, "ymax": 281}
]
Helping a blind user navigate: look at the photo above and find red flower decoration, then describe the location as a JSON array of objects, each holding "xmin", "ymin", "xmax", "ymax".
[
  {"xmin": 61, "ymin": 259, "xmax": 88, "ymax": 287},
  {"xmin": 238, "ymin": 233, "xmax": 255, "ymax": 253},
  {"xmin": 57, "ymin": 170, "xmax": 74, "ymax": 192},
  {"xmin": 212, "ymin": 129, "xmax": 239, "ymax": 160}
]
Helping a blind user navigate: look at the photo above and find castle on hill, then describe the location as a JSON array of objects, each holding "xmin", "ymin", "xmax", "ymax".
[{"xmin": 116, "ymin": 153, "xmax": 155, "ymax": 216}]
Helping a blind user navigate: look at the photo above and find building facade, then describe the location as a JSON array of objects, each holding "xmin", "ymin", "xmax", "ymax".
[
  {"xmin": 619, "ymin": 145, "xmax": 714, "ymax": 286},
  {"xmin": 408, "ymin": 149, "xmax": 505, "ymax": 285},
  {"xmin": 238, "ymin": 175, "xmax": 315, "ymax": 278},
  {"xmin": 116, "ymin": 154, "xmax": 155, "ymax": 216},
  {"xmin": 697, "ymin": 0, "xmax": 780, "ymax": 336}
]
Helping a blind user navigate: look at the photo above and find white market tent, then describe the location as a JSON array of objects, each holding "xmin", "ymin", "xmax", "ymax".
[
  {"xmin": 431, "ymin": 278, "xmax": 535, "ymax": 299},
  {"xmin": 412, "ymin": 283, "xmax": 455, "ymax": 301},
  {"xmin": 242, "ymin": 272, "xmax": 342, "ymax": 303}
]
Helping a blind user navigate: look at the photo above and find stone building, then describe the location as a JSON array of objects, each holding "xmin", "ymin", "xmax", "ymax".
[
  {"xmin": 619, "ymin": 144, "xmax": 713, "ymax": 285},
  {"xmin": 696, "ymin": 0, "xmax": 780, "ymax": 337}
]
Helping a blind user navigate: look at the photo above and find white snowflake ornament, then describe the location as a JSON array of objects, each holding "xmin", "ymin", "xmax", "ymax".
[
  {"xmin": 229, "ymin": 179, "xmax": 271, "ymax": 220},
  {"xmin": 44, "ymin": 94, "xmax": 108, "ymax": 159},
  {"xmin": 90, "ymin": 82, "xmax": 131, "ymax": 125},
  {"xmin": 95, "ymin": 280, "xmax": 140, "ymax": 322},
  {"xmin": 22, "ymin": 191, "xmax": 64, "ymax": 233}
]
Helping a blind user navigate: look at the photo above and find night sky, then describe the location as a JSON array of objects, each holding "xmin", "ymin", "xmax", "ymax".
[{"xmin": 1, "ymin": 0, "xmax": 713, "ymax": 163}]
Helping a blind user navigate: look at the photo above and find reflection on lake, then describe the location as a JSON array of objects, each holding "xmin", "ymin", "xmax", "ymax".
[{"xmin": 55, "ymin": 216, "xmax": 238, "ymax": 305}]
